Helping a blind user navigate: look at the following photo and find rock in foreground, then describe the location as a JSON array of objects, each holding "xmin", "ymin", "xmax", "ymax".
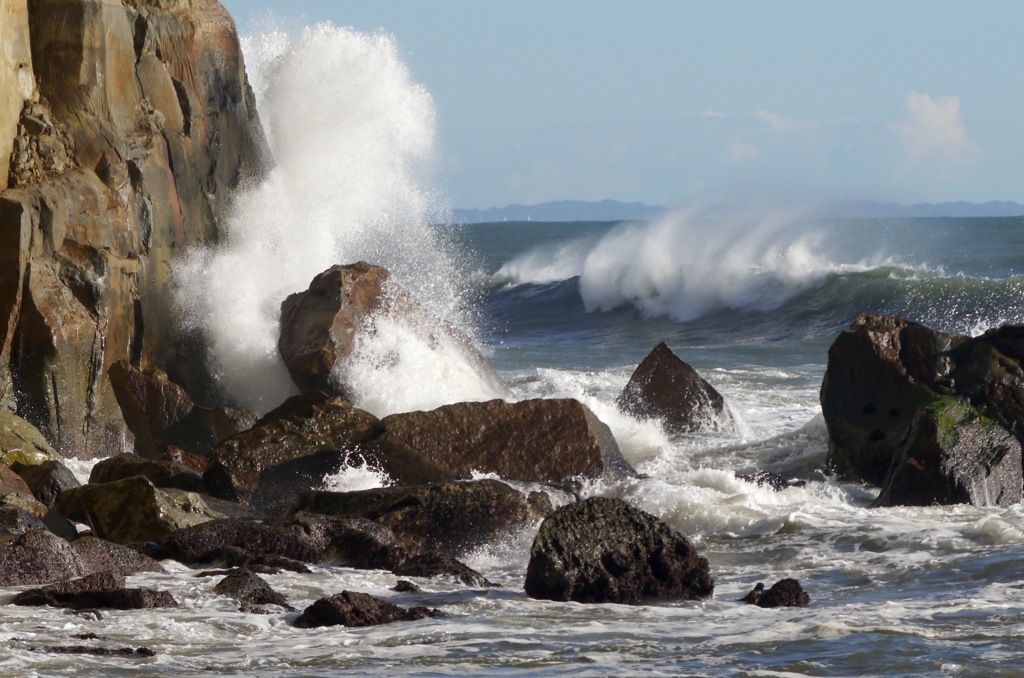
[
  {"xmin": 293, "ymin": 591, "xmax": 435, "ymax": 629},
  {"xmin": 525, "ymin": 497, "xmax": 713, "ymax": 604}
]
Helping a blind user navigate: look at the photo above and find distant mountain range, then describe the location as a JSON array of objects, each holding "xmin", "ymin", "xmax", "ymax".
[{"xmin": 453, "ymin": 199, "xmax": 1024, "ymax": 223}]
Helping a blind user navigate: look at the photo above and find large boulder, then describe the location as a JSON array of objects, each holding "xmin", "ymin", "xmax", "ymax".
[
  {"xmin": 379, "ymin": 398, "xmax": 633, "ymax": 485},
  {"xmin": 10, "ymin": 458, "xmax": 80, "ymax": 508},
  {"xmin": 616, "ymin": 342, "xmax": 734, "ymax": 434},
  {"xmin": 108, "ymin": 361, "xmax": 256, "ymax": 460},
  {"xmin": 0, "ymin": 528, "xmax": 85, "ymax": 585},
  {"xmin": 0, "ymin": 0, "xmax": 268, "ymax": 459},
  {"xmin": 70, "ymin": 535, "xmax": 164, "ymax": 576},
  {"xmin": 285, "ymin": 479, "xmax": 548, "ymax": 556},
  {"xmin": 293, "ymin": 591, "xmax": 435, "ymax": 629},
  {"xmin": 158, "ymin": 518, "xmax": 324, "ymax": 566},
  {"xmin": 524, "ymin": 497, "xmax": 714, "ymax": 604},
  {"xmin": 203, "ymin": 392, "xmax": 380, "ymax": 504},
  {"xmin": 874, "ymin": 397, "xmax": 1023, "ymax": 508},
  {"xmin": 212, "ymin": 568, "xmax": 293, "ymax": 612},
  {"xmin": 89, "ymin": 452, "xmax": 205, "ymax": 493},
  {"xmin": 278, "ymin": 262, "xmax": 506, "ymax": 399},
  {"xmin": 57, "ymin": 476, "xmax": 224, "ymax": 544}
]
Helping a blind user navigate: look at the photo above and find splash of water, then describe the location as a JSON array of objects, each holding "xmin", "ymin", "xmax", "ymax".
[{"xmin": 175, "ymin": 23, "xmax": 497, "ymax": 413}]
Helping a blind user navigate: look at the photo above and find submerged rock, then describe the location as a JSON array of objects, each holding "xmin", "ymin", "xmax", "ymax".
[
  {"xmin": 212, "ymin": 568, "xmax": 293, "ymax": 612},
  {"xmin": 874, "ymin": 396, "xmax": 1023, "ymax": 508},
  {"xmin": 293, "ymin": 591, "xmax": 435, "ymax": 629},
  {"xmin": 524, "ymin": 497, "xmax": 714, "ymax": 604},
  {"xmin": 755, "ymin": 578, "xmax": 810, "ymax": 608},
  {"xmin": 617, "ymin": 342, "xmax": 734, "ymax": 434}
]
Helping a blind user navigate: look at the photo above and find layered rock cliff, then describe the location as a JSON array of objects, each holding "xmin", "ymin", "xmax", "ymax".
[{"xmin": 0, "ymin": 0, "xmax": 267, "ymax": 458}]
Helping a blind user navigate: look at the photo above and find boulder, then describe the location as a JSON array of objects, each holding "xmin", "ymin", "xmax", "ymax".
[
  {"xmin": 278, "ymin": 261, "xmax": 505, "ymax": 400},
  {"xmin": 89, "ymin": 452, "xmax": 205, "ymax": 493},
  {"xmin": 617, "ymin": 342, "xmax": 734, "ymax": 434},
  {"xmin": 379, "ymin": 398, "xmax": 633, "ymax": 485},
  {"xmin": 0, "ymin": 0, "xmax": 268, "ymax": 459},
  {"xmin": 874, "ymin": 397, "xmax": 1023, "ymax": 508},
  {"xmin": 159, "ymin": 518, "xmax": 323, "ymax": 566},
  {"xmin": 15, "ymin": 587, "xmax": 178, "ymax": 610},
  {"xmin": 212, "ymin": 568, "xmax": 293, "ymax": 612},
  {"xmin": 0, "ymin": 411, "xmax": 62, "ymax": 467},
  {"xmin": 755, "ymin": 578, "xmax": 810, "ymax": 608},
  {"xmin": 108, "ymin": 362, "xmax": 257, "ymax": 460},
  {"xmin": 71, "ymin": 536, "xmax": 164, "ymax": 576},
  {"xmin": 0, "ymin": 505, "xmax": 48, "ymax": 535},
  {"xmin": 250, "ymin": 440, "xmax": 449, "ymax": 516},
  {"xmin": 203, "ymin": 392, "xmax": 379, "ymax": 504},
  {"xmin": 285, "ymin": 479, "xmax": 544, "ymax": 556},
  {"xmin": 12, "ymin": 570, "xmax": 125, "ymax": 606},
  {"xmin": 10, "ymin": 458, "xmax": 80, "ymax": 507},
  {"xmin": 0, "ymin": 462, "xmax": 33, "ymax": 495},
  {"xmin": 524, "ymin": 497, "xmax": 714, "ymax": 604},
  {"xmin": 0, "ymin": 483, "xmax": 48, "ymax": 518},
  {"xmin": 0, "ymin": 528, "xmax": 86, "ymax": 585},
  {"xmin": 292, "ymin": 591, "xmax": 435, "ymax": 629},
  {"xmin": 57, "ymin": 476, "xmax": 224, "ymax": 544}
]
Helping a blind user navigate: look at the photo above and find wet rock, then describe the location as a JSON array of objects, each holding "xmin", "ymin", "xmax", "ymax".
[
  {"xmin": 159, "ymin": 518, "xmax": 323, "ymax": 566},
  {"xmin": 874, "ymin": 396, "xmax": 1023, "ymax": 508},
  {"xmin": 0, "ymin": 412, "xmax": 62, "ymax": 467},
  {"xmin": 56, "ymin": 588, "xmax": 178, "ymax": 610},
  {"xmin": 89, "ymin": 453, "xmax": 205, "ymax": 493},
  {"xmin": 278, "ymin": 262, "xmax": 505, "ymax": 399},
  {"xmin": 0, "ymin": 463, "xmax": 33, "ymax": 495},
  {"xmin": 740, "ymin": 582, "xmax": 764, "ymax": 604},
  {"xmin": 13, "ymin": 570, "xmax": 126, "ymax": 606},
  {"xmin": 286, "ymin": 479, "xmax": 541, "ymax": 556},
  {"xmin": 379, "ymin": 398, "xmax": 634, "ymax": 485},
  {"xmin": 524, "ymin": 497, "xmax": 714, "ymax": 604},
  {"xmin": 756, "ymin": 578, "xmax": 810, "ymax": 608},
  {"xmin": 212, "ymin": 568, "xmax": 293, "ymax": 612},
  {"xmin": 108, "ymin": 362, "xmax": 257, "ymax": 460},
  {"xmin": 0, "ymin": 528, "xmax": 86, "ymax": 585},
  {"xmin": 204, "ymin": 393, "xmax": 380, "ymax": 504},
  {"xmin": 11, "ymin": 459, "xmax": 81, "ymax": 508},
  {"xmin": 28, "ymin": 645, "xmax": 156, "ymax": 657},
  {"xmin": 617, "ymin": 342, "xmax": 734, "ymax": 434},
  {"xmin": 57, "ymin": 476, "xmax": 225, "ymax": 544},
  {"xmin": 293, "ymin": 591, "xmax": 436, "ymax": 629},
  {"xmin": 392, "ymin": 551, "xmax": 495, "ymax": 587},
  {"xmin": 0, "ymin": 506, "xmax": 48, "ymax": 535},
  {"xmin": 392, "ymin": 580, "xmax": 422, "ymax": 593},
  {"xmin": 0, "ymin": 484, "xmax": 49, "ymax": 519},
  {"xmin": 71, "ymin": 536, "xmax": 164, "ymax": 576},
  {"xmin": 736, "ymin": 471, "xmax": 806, "ymax": 491}
]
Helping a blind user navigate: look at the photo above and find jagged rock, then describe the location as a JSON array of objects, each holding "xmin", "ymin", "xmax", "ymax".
[
  {"xmin": 10, "ymin": 458, "xmax": 80, "ymax": 508},
  {"xmin": 524, "ymin": 497, "xmax": 714, "ymax": 604},
  {"xmin": 57, "ymin": 476, "xmax": 224, "ymax": 544},
  {"xmin": 278, "ymin": 261, "xmax": 505, "ymax": 400},
  {"xmin": 0, "ymin": 528, "xmax": 85, "ymax": 585},
  {"xmin": 89, "ymin": 453, "xmax": 205, "ymax": 493},
  {"xmin": 212, "ymin": 568, "xmax": 293, "ymax": 612},
  {"xmin": 379, "ymin": 398, "xmax": 633, "ymax": 485},
  {"xmin": 251, "ymin": 442, "xmax": 449, "ymax": 516},
  {"xmin": 71, "ymin": 536, "xmax": 164, "ymax": 576},
  {"xmin": 13, "ymin": 570, "xmax": 126, "ymax": 606},
  {"xmin": 204, "ymin": 392, "xmax": 380, "ymax": 504},
  {"xmin": 292, "ymin": 591, "xmax": 435, "ymax": 629},
  {"xmin": 874, "ymin": 396, "xmax": 1023, "ymax": 508},
  {"xmin": 0, "ymin": 0, "xmax": 268, "ymax": 459},
  {"xmin": 286, "ymin": 479, "xmax": 544, "ymax": 556},
  {"xmin": 108, "ymin": 362, "xmax": 257, "ymax": 460},
  {"xmin": 617, "ymin": 342, "xmax": 734, "ymax": 434},
  {"xmin": 756, "ymin": 578, "xmax": 810, "ymax": 608}
]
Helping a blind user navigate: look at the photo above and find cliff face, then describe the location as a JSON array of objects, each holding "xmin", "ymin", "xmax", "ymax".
[{"xmin": 0, "ymin": 0, "xmax": 268, "ymax": 458}]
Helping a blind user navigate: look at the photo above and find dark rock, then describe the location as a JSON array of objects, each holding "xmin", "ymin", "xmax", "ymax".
[
  {"xmin": 89, "ymin": 453, "xmax": 205, "ymax": 493},
  {"xmin": 736, "ymin": 471, "xmax": 806, "ymax": 491},
  {"xmin": 278, "ymin": 262, "xmax": 505, "ymax": 400},
  {"xmin": 217, "ymin": 545, "xmax": 312, "ymax": 574},
  {"xmin": 251, "ymin": 441, "xmax": 449, "ymax": 516},
  {"xmin": 874, "ymin": 396, "xmax": 1023, "ymax": 508},
  {"xmin": 57, "ymin": 476, "xmax": 224, "ymax": 544},
  {"xmin": 524, "ymin": 497, "xmax": 714, "ymax": 604},
  {"xmin": 392, "ymin": 580, "xmax": 422, "ymax": 593},
  {"xmin": 756, "ymin": 578, "xmax": 810, "ymax": 608},
  {"xmin": 740, "ymin": 582, "xmax": 764, "ymax": 604},
  {"xmin": 286, "ymin": 479, "xmax": 540, "ymax": 555},
  {"xmin": 203, "ymin": 392, "xmax": 380, "ymax": 504},
  {"xmin": 392, "ymin": 551, "xmax": 495, "ymax": 587},
  {"xmin": 10, "ymin": 459, "xmax": 81, "ymax": 508},
  {"xmin": 0, "ymin": 463, "xmax": 33, "ymax": 495},
  {"xmin": 379, "ymin": 398, "xmax": 634, "ymax": 485},
  {"xmin": 0, "ymin": 528, "xmax": 85, "ymax": 585},
  {"xmin": 292, "ymin": 590, "xmax": 435, "ymax": 629},
  {"xmin": 43, "ymin": 508, "xmax": 80, "ymax": 541},
  {"xmin": 71, "ymin": 536, "xmax": 164, "ymax": 576},
  {"xmin": 212, "ymin": 568, "xmax": 293, "ymax": 611},
  {"xmin": 61, "ymin": 588, "xmax": 178, "ymax": 610},
  {"xmin": 159, "ymin": 518, "xmax": 323, "ymax": 566},
  {"xmin": 0, "ymin": 506, "xmax": 48, "ymax": 535},
  {"xmin": 13, "ymin": 570, "xmax": 126, "ymax": 606},
  {"xmin": 29, "ymin": 645, "xmax": 155, "ymax": 657},
  {"xmin": 617, "ymin": 342, "xmax": 734, "ymax": 434}
]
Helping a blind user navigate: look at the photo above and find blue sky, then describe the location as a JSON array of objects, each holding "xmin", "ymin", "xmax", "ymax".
[{"xmin": 221, "ymin": 1, "xmax": 1024, "ymax": 209}]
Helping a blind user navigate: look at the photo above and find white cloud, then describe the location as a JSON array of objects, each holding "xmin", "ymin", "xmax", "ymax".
[
  {"xmin": 888, "ymin": 91, "xmax": 976, "ymax": 164},
  {"xmin": 702, "ymin": 109, "xmax": 728, "ymax": 118},
  {"xmin": 754, "ymin": 110, "xmax": 808, "ymax": 133},
  {"xmin": 726, "ymin": 141, "xmax": 761, "ymax": 163}
]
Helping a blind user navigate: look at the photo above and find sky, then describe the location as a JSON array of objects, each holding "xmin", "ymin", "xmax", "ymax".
[{"xmin": 220, "ymin": 1, "xmax": 1024, "ymax": 210}]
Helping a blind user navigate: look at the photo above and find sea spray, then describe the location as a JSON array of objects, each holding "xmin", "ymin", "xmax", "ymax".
[{"xmin": 175, "ymin": 23, "xmax": 498, "ymax": 413}]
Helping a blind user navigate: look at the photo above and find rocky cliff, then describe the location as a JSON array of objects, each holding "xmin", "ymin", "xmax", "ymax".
[{"xmin": 0, "ymin": 0, "xmax": 267, "ymax": 458}]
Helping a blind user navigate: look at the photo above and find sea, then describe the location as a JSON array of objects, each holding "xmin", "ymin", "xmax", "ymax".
[{"xmin": 6, "ymin": 21, "xmax": 1024, "ymax": 677}]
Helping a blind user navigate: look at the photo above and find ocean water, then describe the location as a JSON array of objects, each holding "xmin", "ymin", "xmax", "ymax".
[{"xmin": 7, "ymin": 22, "xmax": 1024, "ymax": 677}]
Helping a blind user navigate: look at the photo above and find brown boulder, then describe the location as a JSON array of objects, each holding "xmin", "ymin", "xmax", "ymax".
[
  {"xmin": 379, "ymin": 398, "xmax": 633, "ymax": 485},
  {"xmin": 525, "ymin": 497, "xmax": 714, "ymax": 604},
  {"xmin": 293, "ymin": 591, "xmax": 435, "ymax": 629},
  {"xmin": 617, "ymin": 342, "xmax": 734, "ymax": 434},
  {"xmin": 70, "ymin": 535, "xmax": 164, "ymax": 576},
  {"xmin": 10, "ymin": 458, "xmax": 80, "ymax": 508},
  {"xmin": 203, "ymin": 392, "xmax": 380, "ymax": 504},
  {"xmin": 278, "ymin": 262, "xmax": 505, "ymax": 399},
  {"xmin": 212, "ymin": 568, "xmax": 293, "ymax": 612},
  {"xmin": 89, "ymin": 452, "xmax": 205, "ymax": 493},
  {"xmin": 0, "ymin": 528, "xmax": 86, "ymax": 585}
]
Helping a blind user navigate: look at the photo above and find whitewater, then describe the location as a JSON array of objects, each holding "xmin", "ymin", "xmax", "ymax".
[{"xmin": 7, "ymin": 22, "xmax": 1024, "ymax": 677}]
